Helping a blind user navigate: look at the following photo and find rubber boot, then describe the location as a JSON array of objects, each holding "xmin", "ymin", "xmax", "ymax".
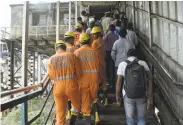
[
  {"xmin": 93, "ymin": 101, "xmax": 101, "ymax": 125},
  {"xmin": 83, "ymin": 115, "xmax": 91, "ymax": 125},
  {"xmin": 66, "ymin": 101, "xmax": 72, "ymax": 120},
  {"xmin": 70, "ymin": 114, "xmax": 77, "ymax": 125},
  {"xmin": 103, "ymin": 90, "xmax": 108, "ymax": 106}
]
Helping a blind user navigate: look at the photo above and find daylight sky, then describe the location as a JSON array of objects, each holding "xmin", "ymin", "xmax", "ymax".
[{"xmin": 0, "ymin": 0, "xmax": 69, "ymax": 27}]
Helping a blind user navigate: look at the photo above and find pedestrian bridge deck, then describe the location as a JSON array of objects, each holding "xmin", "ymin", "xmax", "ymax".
[{"xmin": 75, "ymin": 94, "xmax": 159, "ymax": 125}]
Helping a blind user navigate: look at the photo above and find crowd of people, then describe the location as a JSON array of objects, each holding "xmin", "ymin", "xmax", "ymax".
[{"xmin": 48, "ymin": 10, "xmax": 153, "ymax": 125}]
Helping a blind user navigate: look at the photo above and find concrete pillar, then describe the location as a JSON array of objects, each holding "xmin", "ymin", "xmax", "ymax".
[
  {"xmin": 56, "ymin": 1, "xmax": 60, "ymax": 42},
  {"xmin": 21, "ymin": 1, "xmax": 29, "ymax": 125},
  {"xmin": 75, "ymin": 1, "xmax": 78, "ymax": 24},
  {"xmin": 69, "ymin": 1, "xmax": 71, "ymax": 31}
]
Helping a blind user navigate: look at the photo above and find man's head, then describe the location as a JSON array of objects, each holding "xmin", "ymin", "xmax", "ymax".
[
  {"xmin": 127, "ymin": 49, "xmax": 137, "ymax": 57},
  {"xmin": 119, "ymin": 28, "xmax": 127, "ymax": 38},
  {"xmin": 64, "ymin": 31, "xmax": 74, "ymax": 45},
  {"xmin": 81, "ymin": 10, "xmax": 87, "ymax": 16},
  {"xmin": 91, "ymin": 26, "xmax": 102, "ymax": 40},
  {"xmin": 55, "ymin": 40, "xmax": 66, "ymax": 51},
  {"xmin": 75, "ymin": 23, "xmax": 83, "ymax": 33},
  {"xmin": 77, "ymin": 17, "xmax": 82, "ymax": 23},
  {"xmin": 114, "ymin": 14, "xmax": 120, "ymax": 20},
  {"xmin": 116, "ymin": 20, "xmax": 121, "ymax": 27},
  {"xmin": 79, "ymin": 33, "xmax": 90, "ymax": 46},
  {"xmin": 108, "ymin": 24, "xmax": 115, "ymax": 32},
  {"xmin": 127, "ymin": 23, "xmax": 133, "ymax": 30},
  {"xmin": 105, "ymin": 11, "xmax": 111, "ymax": 17}
]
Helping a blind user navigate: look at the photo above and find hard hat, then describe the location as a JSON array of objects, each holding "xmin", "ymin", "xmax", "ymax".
[
  {"xmin": 55, "ymin": 40, "xmax": 65, "ymax": 49},
  {"xmin": 64, "ymin": 31, "xmax": 74, "ymax": 38},
  {"xmin": 79, "ymin": 33, "xmax": 90, "ymax": 42},
  {"xmin": 89, "ymin": 17, "xmax": 95, "ymax": 23},
  {"xmin": 75, "ymin": 23, "xmax": 83, "ymax": 29},
  {"xmin": 91, "ymin": 26, "xmax": 102, "ymax": 34}
]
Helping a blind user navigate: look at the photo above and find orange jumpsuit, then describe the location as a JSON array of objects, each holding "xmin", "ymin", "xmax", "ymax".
[
  {"xmin": 73, "ymin": 32, "xmax": 81, "ymax": 47},
  {"xmin": 92, "ymin": 37, "xmax": 107, "ymax": 90},
  {"xmin": 48, "ymin": 50, "xmax": 81, "ymax": 125},
  {"xmin": 74, "ymin": 45, "xmax": 100, "ymax": 115},
  {"xmin": 66, "ymin": 43, "xmax": 78, "ymax": 53}
]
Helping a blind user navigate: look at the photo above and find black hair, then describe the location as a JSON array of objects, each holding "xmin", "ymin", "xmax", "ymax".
[
  {"xmin": 106, "ymin": 13, "xmax": 110, "ymax": 17},
  {"xmin": 115, "ymin": 14, "xmax": 120, "ymax": 19},
  {"xmin": 127, "ymin": 49, "xmax": 137, "ymax": 57},
  {"xmin": 56, "ymin": 44, "xmax": 66, "ymax": 51},
  {"xmin": 108, "ymin": 24, "xmax": 115, "ymax": 32},
  {"xmin": 81, "ymin": 10, "xmax": 86, "ymax": 16},
  {"xmin": 127, "ymin": 23, "xmax": 133, "ymax": 30},
  {"xmin": 80, "ymin": 39, "xmax": 90, "ymax": 45},
  {"xmin": 64, "ymin": 37, "xmax": 74, "ymax": 43},
  {"xmin": 75, "ymin": 28, "xmax": 82, "ymax": 33},
  {"xmin": 116, "ymin": 20, "xmax": 121, "ymax": 27},
  {"xmin": 77, "ymin": 17, "xmax": 82, "ymax": 21},
  {"xmin": 119, "ymin": 28, "xmax": 127, "ymax": 38}
]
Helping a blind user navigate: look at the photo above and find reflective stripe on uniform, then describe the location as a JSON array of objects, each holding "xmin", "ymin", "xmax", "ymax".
[
  {"xmin": 83, "ymin": 69, "xmax": 98, "ymax": 73},
  {"xmin": 53, "ymin": 74, "xmax": 74, "ymax": 81}
]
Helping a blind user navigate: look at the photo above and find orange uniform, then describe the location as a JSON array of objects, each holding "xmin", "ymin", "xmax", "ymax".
[
  {"xmin": 48, "ymin": 50, "xmax": 81, "ymax": 125},
  {"xmin": 73, "ymin": 32, "xmax": 81, "ymax": 46},
  {"xmin": 92, "ymin": 37, "xmax": 107, "ymax": 90},
  {"xmin": 66, "ymin": 43, "xmax": 78, "ymax": 53},
  {"xmin": 74, "ymin": 45, "xmax": 100, "ymax": 115}
]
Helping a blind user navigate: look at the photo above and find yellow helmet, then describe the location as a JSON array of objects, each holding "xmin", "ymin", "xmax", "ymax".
[
  {"xmin": 55, "ymin": 40, "xmax": 65, "ymax": 50},
  {"xmin": 75, "ymin": 23, "xmax": 83, "ymax": 29},
  {"xmin": 91, "ymin": 26, "xmax": 102, "ymax": 34},
  {"xmin": 79, "ymin": 33, "xmax": 90, "ymax": 43},
  {"xmin": 64, "ymin": 31, "xmax": 74, "ymax": 38}
]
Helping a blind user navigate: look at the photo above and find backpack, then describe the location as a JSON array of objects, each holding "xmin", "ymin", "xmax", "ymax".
[{"xmin": 124, "ymin": 59, "xmax": 147, "ymax": 99}]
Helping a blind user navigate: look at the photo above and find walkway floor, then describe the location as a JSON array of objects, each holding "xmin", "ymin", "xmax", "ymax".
[{"xmin": 75, "ymin": 94, "xmax": 159, "ymax": 125}]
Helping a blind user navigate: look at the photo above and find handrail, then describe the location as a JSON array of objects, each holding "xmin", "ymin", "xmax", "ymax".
[{"xmin": 1, "ymin": 74, "xmax": 49, "ymax": 97}]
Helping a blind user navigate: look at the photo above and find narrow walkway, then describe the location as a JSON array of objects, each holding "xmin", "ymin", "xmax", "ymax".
[{"xmin": 76, "ymin": 94, "xmax": 159, "ymax": 125}]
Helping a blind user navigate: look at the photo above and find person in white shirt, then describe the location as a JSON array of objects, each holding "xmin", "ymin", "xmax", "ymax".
[
  {"xmin": 126, "ymin": 23, "xmax": 138, "ymax": 46},
  {"xmin": 81, "ymin": 10, "xmax": 89, "ymax": 24},
  {"xmin": 101, "ymin": 11, "xmax": 113, "ymax": 34},
  {"xmin": 116, "ymin": 49, "xmax": 153, "ymax": 125}
]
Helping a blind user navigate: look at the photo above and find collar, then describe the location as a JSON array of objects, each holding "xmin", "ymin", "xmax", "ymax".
[{"xmin": 127, "ymin": 56, "xmax": 136, "ymax": 60}]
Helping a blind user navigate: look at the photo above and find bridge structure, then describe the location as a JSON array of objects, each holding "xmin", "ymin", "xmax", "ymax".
[{"xmin": 1, "ymin": 1, "xmax": 183, "ymax": 125}]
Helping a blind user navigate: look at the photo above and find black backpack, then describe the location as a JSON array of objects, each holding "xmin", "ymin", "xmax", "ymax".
[{"xmin": 124, "ymin": 59, "xmax": 147, "ymax": 99}]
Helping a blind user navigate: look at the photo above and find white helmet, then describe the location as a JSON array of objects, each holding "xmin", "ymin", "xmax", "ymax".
[{"xmin": 89, "ymin": 17, "xmax": 95, "ymax": 23}]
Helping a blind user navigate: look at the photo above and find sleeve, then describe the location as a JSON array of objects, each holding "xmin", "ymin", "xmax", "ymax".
[
  {"xmin": 74, "ymin": 55, "xmax": 82, "ymax": 81},
  {"xmin": 139, "ymin": 61, "xmax": 150, "ymax": 71},
  {"xmin": 117, "ymin": 62, "xmax": 127, "ymax": 76},
  {"xmin": 48, "ymin": 57, "xmax": 54, "ymax": 80},
  {"xmin": 111, "ymin": 42, "xmax": 117, "ymax": 61}
]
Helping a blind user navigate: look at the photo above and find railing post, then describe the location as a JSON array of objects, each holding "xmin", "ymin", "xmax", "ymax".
[
  {"xmin": 69, "ymin": 1, "xmax": 71, "ymax": 31},
  {"xmin": 148, "ymin": 1, "xmax": 152, "ymax": 48},
  {"xmin": 75, "ymin": 1, "xmax": 77, "ymax": 25},
  {"xmin": 38, "ymin": 53, "xmax": 42, "ymax": 82},
  {"xmin": 56, "ymin": 1, "xmax": 60, "ymax": 42},
  {"xmin": 21, "ymin": 1, "xmax": 29, "ymax": 125},
  {"xmin": 10, "ymin": 41, "xmax": 14, "ymax": 98}
]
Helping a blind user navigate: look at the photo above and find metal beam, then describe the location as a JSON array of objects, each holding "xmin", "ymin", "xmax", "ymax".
[
  {"xmin": 56, "ymin": 1, "xmax": 60, "ymax": 42},
  {"xmin": 10, "ymin": 41, "xmax": 14, "ymax": 92},
  {"xmin": 21, "ymin": 1, "xmax": 29, "ymax": 125},
  {"xmin": 38, "ymin": 54, "xmax": 41, "ymax": 82},
  {"xmin": 69, "ymin": 1, "xmax": 71, "ymax": 31},
  {"xmin": 132, "ymin": 1, "xmax": 136, "ymax": 30}
]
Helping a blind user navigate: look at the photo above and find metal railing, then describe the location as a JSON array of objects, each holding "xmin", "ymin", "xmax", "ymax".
[
  {"xmin": 0, "ymin": 25, "xmax": 75, "ymax": 39},
  {"xmin": 0, "ymin": 74, "xmax": 55, "ymax": 125}
]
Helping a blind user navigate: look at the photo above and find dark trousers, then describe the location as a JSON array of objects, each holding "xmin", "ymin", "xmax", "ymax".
[{"xmin": 105, "ymin": 51, "xmax": 115, "ymax": 86}]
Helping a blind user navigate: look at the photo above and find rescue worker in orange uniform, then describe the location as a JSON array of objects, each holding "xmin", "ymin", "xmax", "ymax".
[
  {"xmin": 74, "ymin": 33, "xmax": 100, "ymax": 124},
  {"xmin": 91, "ymin": 26, "xmax": 108, "ymax": 106},
  {"xmin": 64, "ymin": 31, "xmax": 78, "ymax": 120},
  {"xmin": 48, "ymin": 40, "xmax": 81, "ymax": 125},
  {"xmin": 73, "ymin": 23, "xmax": 83, "ymax": 47}
]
